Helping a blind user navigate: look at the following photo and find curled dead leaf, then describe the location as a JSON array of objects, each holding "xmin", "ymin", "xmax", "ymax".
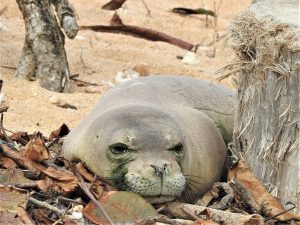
[
  {"xmin": 228, "ymin": 159, "xmax": 300, "ymax": 222},
  {"xmin": 195, "ymin": 219, "xmax": 220, "ymax": 225},
  {"xmin": 48, "ymin": 123, "xmax": 70, "ymax": 141},
  {"xmin": 0, "ymin": 156, "xmax": 17, "ymax": 169},
  {"xmin": 23, "ymin": 133, "xmax": 49, "ymax": 162},
  {"xmin": 1, "ymin": 143, "xmax": 78, "ymax": 193},
  {"xmin": 36, "ymin": 176, "xmax": 54, "ymax": 191},
  {"xmin": 36, "ymin": 175, "xmax": 78, "ymax": 193},
  {"xmin": 132, "ymin": 63, "xmax": 151, "ymax": 76},
  {"xmin": 17, "ymin": 207, "xmax": 35, "ymax": 225},
  {"xmin": 76, "ymin": 162, "xmax": 94, "ymax": 182},
  {"xmin": 10, "ymin": 131, "xmax": 30, "ymax": 145},
  {"xmin": 31, "ymin": 209, "xmax": 53, "ymax": 225},
  {"xmin": 34, "ymin": 165, "xmax": 78, "ymax": 193},
  {"xmin": 0, "ymin": 144, "xmax": 39, "ymax": 171}
]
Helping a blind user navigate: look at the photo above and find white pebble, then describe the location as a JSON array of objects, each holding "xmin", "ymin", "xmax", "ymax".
[
  {"xmin": 0, "ymin": 93, "xmax": 5, "ymax": 104},
  {"xmin": 182, "ymin": 51, "xmax": 199, "ymax": 65},
  {"xmin": 115, "ymin": 69, "xmax": 140, "ymax": 84},
  {"xmin": 48, "ymin": 95, "xmax": 62, "ymax": 105},
  {"xmin": 72, "ymin": 205, "xmax": 84, "ymax": 213}
]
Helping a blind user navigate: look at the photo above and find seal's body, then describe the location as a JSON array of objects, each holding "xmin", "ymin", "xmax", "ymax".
[{"xmin": 63, "ymin": 75, "xmax": 236, "ymax": 203}]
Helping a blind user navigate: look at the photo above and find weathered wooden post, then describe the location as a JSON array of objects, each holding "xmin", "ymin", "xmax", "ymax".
[
  {"xmin": 223, "ymin": 0, "xmax": 299, "ymax": 213},
  {"xmin": 16, "ymin": 0, "xmax": 78, "ymax": 92}
]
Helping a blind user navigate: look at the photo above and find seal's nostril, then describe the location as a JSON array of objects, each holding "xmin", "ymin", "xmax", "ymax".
[
  {"xmin": 163, "ymin": 164, "xmax": 168, "ymax": 175},
  {"xmin": 150, "ymin": 165, "xmax": 160, "ymax": 175},
  {"xmin": 151, "ymin": 164, "xmax": 168, "ymax": 177}
]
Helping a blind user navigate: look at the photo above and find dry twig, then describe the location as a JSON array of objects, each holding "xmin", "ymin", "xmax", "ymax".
[
  {"xmin": 136, "ymin": 215, "xmax": 185, "ymax": 225},
  {"xmin": 0, "ymin": 114, "xmax": 14, "ymax": 144},
  {"xmin": 81, "ymin": 13, "xmax": 194, "ymax": 51},
  {"xmin": 28, "ymin": 197, "xmax": 64, "ymax": 215},
  {"xmin": 0, "ymin": 106, "xmax": 9, "ymax": 114},
  {"xmin": 70, "ymin": 162, "xmax": 114, "ymax": 225},
  {"xmin": 0, "ymin": 65, "xmax": 17, "ymax": 70},
  {"xmin": 140, "ymin": 0, "xmax": 152, "ymax": 17}
]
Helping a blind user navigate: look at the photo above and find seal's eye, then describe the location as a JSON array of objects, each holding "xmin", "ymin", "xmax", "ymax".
[
  {"xmin": 169, "ymin": 143, "xmax": 183, "ymax": 155},
  {"xmin": 110, "ymin": 143, "xmax": 129, "ymax": 155}
]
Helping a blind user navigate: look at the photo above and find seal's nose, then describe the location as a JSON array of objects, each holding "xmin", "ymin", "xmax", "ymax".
[{"xmin": 150, "ymin": 164, "xmax": 168, "ymax": 178}]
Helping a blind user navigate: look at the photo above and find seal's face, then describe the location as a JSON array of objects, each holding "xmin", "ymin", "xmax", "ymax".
[{"xmin": 90, "ymin": 106, "xmax": 186, "ymax": 203}]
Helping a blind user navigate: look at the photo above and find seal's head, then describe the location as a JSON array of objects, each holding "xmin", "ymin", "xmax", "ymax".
[{"xmin": 64, "ymin": 104, "xmax": 188, "ymax": 203}]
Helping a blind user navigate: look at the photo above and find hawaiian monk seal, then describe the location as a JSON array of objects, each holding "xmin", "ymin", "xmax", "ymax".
[{"xmin": 63, "ymin": 75, "xmax": 236, "ymax": 203}]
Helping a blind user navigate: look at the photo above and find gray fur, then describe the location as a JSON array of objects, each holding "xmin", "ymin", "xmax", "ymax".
[{"xmin": 63, "ymin": 75, "xmax": 236, "ymax": 202}]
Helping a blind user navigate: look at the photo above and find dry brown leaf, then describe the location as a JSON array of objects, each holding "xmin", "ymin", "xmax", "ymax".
[
  {"xmin": 23, "ymin": 133, "xmax": 49, "ymax": 162},
  {"xmin": 36, "ymin": 165, "xmax": 76, "ymax": 181},
  {"xmin": 17, "ymin": 207, "xmax": 35, "ymax": 225},
  {"xmin": 1, "ymin": 144, "xmax": 41, "ymax": 172},
  {"xmin": 76, "ymin": 162, "xmax": 94, "ymax": 182},
  {"xmin": 75, "ymin": 162, "xmax": 115, "ymax": 193},
  {"xmin": 36, "ymin": 175, "xmax": 78, "ymax": 193},
  {"xmin": 195, "ymin": 219, "xmax": 220, "ymax": 225},
  {"xmin": 0, "ymin": 132, "xmax": 6, "ymax": 141},
  {"xmin": 36, "ymin": 173, "xmax": 78, "ymax": 193},
  {"xmin": 36, "ymin": 176, "xmax": 54, "ymax": 191},
  {"xmin": 31, "ymin": 209, "xmax": 53, "ymax": 225},
  {"xmin": 132, "ymin": 63, "xmax": 151, "ymax": 76},
  {"xmin": 90, "ymin": 180, "xmax": 106, "ymax": 200},
  {"xmin": 2, "ymin": 143, "xmax": 76, "ymax": 181},
  {"xmin": 75, "ymin": 162, "xmax": 115, "ymax": 199},
  {"xmin": 48, "ymin": 123, "xmax": 70, "ymax": 141},
  {"xmin": 30, "ymin": 163, "xmax": 78, "ymax": 193},
  {"xmin": 1, "ymin": 143, "xmax": 78, "ymax": 193},
  {"xmin": 228, "ymin": 159, "xmax": 300, "ymax": 222},
  {"xmin": 62, "ymin": 218, "xmax": 79, "ymax": 225},
  {"xmin": 0, "ymin": 156, "xmax": 17, "ymax": 169},
  {"xmin": 10, "ymin": 131, "xmax": 30, "ymax": 145}
]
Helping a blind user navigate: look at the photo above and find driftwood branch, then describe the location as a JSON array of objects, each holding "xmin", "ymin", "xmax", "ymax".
[
  {"xmin": 162, "ymin": 202, "xmax": 265, "ymax": 225},
  {"xmin": 209, "ymin": 182, "xmax": 234, "ymax": 210},
  {"xmin": 172, "ymin": 7, "xmax": 216, "ymax": 17},
  {"xmin": 81, "ymin": 13, "xmax": 194, "ymax": 51},
  {"xmin": 102, "ymin": 0, "xmax": 127, "ymax": 10}
]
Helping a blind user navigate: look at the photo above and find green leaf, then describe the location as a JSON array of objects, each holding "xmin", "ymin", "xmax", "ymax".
[{"xmin": 83, "ymin": 191, "xmax": 158, "ymax": 225}]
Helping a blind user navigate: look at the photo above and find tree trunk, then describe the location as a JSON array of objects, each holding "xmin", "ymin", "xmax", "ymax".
[
  {"xmin": 226, "ymin": 0, "xmax": 299, "ymax": 213},
  {"xmin": 16, "ymin": 0, "xmax": 78, "ymax": 92}
]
